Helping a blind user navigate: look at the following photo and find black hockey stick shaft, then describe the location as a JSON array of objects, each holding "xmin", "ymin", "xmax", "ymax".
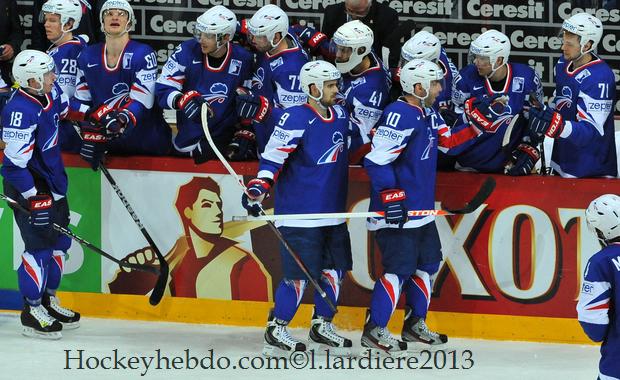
[
  {"xmin": 100, "ymin": 165, "xmax": 169, "ymax": 306},
  {"xmin": 200, "ymin": 104, "xmax": 337, "ymax": 314},
  {"xmin": 443, "ymin": 176, "xmax": 496, "ymax": 214},
  {"xmin": 0, "ymin": 193, "xmax": 158, "ymax": 274}
]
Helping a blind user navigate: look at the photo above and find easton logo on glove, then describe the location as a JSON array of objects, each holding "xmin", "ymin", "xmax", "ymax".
[
  {"xmin": 546, "ymin": 112, "xmax": 564, "ymax": 138},
  {"xmin": 381, "ymin": 190, "xmax": 406, "ymax": 202},
  {"xmin": 31, "ymin": 199, "xmax": 52, "ymax": 209},
  {"xmin": 94, "ymin": 104, "xmax": 113, "ymax": 119},
  {"xmin": 83, "ymin": 132, "xmax": 106, "ymax": 142}
]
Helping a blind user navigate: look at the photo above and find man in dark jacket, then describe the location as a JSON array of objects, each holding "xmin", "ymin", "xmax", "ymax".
[
  {"xmin": 321, "ymin": 0, "xmax": 412, "ymax": 68},
  {"xmin": 0, "ymin": 0, "xmax": 24, "ymax": 87}
]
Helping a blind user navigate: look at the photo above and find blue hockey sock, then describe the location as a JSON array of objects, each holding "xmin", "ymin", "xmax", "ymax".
[
  {"xmin": 369, "ymin": 273, "xmax": 406, "ymax": 328},
  {"xmin": 314, "ymin": 269, "xmax": 343, "ymax": 319},
  {"xmin": 404, "ymin": 270, "xmax": 431, "ymax": 318},
  {"xmin": 273, "ymin": 279, "xmax": 307, "ymax": 322},
  {"xmin": 45, "ymin": 250, "xmax": 66, "ymax": 293},
  {"xmin": 17, "ymin": 249, "xmax": 53, "ymax": 305}
]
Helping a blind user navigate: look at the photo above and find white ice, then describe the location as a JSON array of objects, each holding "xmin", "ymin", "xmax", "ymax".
[{"xmin": 0, "ymin": 312, "xmax": 600, "ymax": 380}]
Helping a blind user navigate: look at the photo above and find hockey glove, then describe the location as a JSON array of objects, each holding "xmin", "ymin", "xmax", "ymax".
[
  {"xmin": 235, "ymin": 87, "xmax": 271, "ymax": 123},
  {"xmin": 505, "ymin": 143, "xmax": 540, "ymax": 176},
  {"xmin": 439, "ymin": 106, "xmax": 459, "ymax": 127},
  {"xmin": 380, "ymin": 189, "xmax": 408, "ymax": 227},
  {"xmin": 241, "ymin": 178, "xmax": 272, "ymax": 217},
  {"xmin": 464, "ymin": 94, "xmax": 508, "ymax": 133},
  {"xmin": 28, "ymin": 194, "xmax": 53, "ymax": 229},
  {"xmin": 529, "ymin": 107, "xmax": 564, "ymax": 139},
  {"xmin": 80, "ymin": 124, "xmax": 108, "ymax": 170},
  {"xmin": 176, "ymin": 90, "xmax": 210, "ymax": 123},
  {"xmin": 225, "ymin": 126, "xmax": 258, "ymax": 161},
  {"xmin": 290, "ymin": 24, "xmax": 331, "ymax": 58},
  {"xmin": 87, "ymin": 104, "xmax": 120, "ymax": 134}
]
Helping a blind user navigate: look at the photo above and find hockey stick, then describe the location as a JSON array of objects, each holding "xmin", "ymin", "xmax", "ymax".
[
  {"xmin": 233, "ymin": 177, "xmax": 496, "ymax": 221},
  {"xmin": 99, "ymin": 165, "xmax": 169, "ymax": 306},
  {"xmin": 200, "ymin": 104, "xmax": 337, "ymax": 314},
  {"xmin": 0, "ymin": 193, "xmax": 158, "ymax": 274}
]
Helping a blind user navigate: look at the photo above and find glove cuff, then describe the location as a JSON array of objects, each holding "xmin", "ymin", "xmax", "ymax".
[
  {"xmin": 177, "ymin": 90, "xmax": 201, "ymax": 109},
  {"xmin": 29, "ymin": 195, "xmax": 52, "ymax": 211},
  {"xmin": 380, "ymin": 189, "xmax": 406, "ymax": 204},
  {"xmin": 545, "ymin": 112, "xmax": 564, "ymax": 138},
  {"xmin": 517, "ymin": 143, "xmax": 540, "ymax": 161}
]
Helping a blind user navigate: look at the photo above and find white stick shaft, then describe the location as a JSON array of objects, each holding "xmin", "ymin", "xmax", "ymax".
[{"xmin": 233, "ymin": 209, "xmax": 452, "ymax": 221}]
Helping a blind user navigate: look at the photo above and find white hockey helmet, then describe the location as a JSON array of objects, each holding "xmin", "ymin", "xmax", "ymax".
[
  {"xmin": 401, "ymin": 31, "xmax": 441, "ymax": 66},
  {"xmin": 41, "ymin": 0, "xmax": 83, "ymax": 32},
  {"xmin": 332, "ymin": 20, "xmax": 373, "ymax": 74},
  {"xmin": 100, "ymin": 0, "xmax": 135, "ymax": 34},
  {"xmin": 300, "ymin": 60, "xmax": 341, "ymax": 101},
  {"xmin": 586, "ymin": 194, "xmax": 620, "ymax": 245},
  {"xmin": 12, "ymin": 50, "xmax": 56, "ymax": 93},
  {"xmin": 562, "ymin": 12, "xmax": 603, "ymax": 55},
  {"xmin": 400, "ymin": 58, "xmax": 443, "ymax": 101},
  {"xmin": 194, "ymin": 6, "xmax": 237, "ymax": 48},
  {"xmin": 247, "ymin": 4, "xmax": 289, "ymax": 49},
  {"xmin": 468, "ymin": 29, "xmax": 510, "ymax": 77}
]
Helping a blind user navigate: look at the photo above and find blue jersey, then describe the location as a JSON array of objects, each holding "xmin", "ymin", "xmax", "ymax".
[
  {"xmin": 341, "ymin": 52, "xmax": 391, "ymax": 153},
  {"xmin": 436, "ymin": 48, "xmax": 458, "ymax": 110},
  {"xmin": 47, "ymin": 36, "xmax": 87, "ymax": 98},
  {"xmin": 257, "ymin": 104, "xmax": 349, "ymax": 228},
  {"xmin": 365, "ymin": 99, "xmax": 438, "ymax": 230},
  {"xmin": 451, "ymin": 62, "xmax": 543, "ymax": 172},
  {"xmin": 70, "ymin": 40, "xmax": 171, "ymax": 155},
  {"xmin": 550, "ymin": 56, "xmax": 617, "ymax": 178},
  {"xmin": 155, "ymin": 40, "xmax": 253, "ymax": 152},
  {"xmin": 577, "ymin": 243, "xmax": 620, "ymax": 379},
  {"xmin": 250, "ymin": 34, "xmax": 309, "ymax": 150},
  {"xmin": 1, "ymin": 85, "xmax": 69, "ymax": 198}
]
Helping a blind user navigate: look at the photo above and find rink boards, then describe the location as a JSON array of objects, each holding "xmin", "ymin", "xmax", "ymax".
[{"xmin": 2, "ymin": 154, "xmax": 618, "ymax": 344}]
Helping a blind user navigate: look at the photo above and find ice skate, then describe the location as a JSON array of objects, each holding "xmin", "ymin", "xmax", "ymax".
[
  {"xmin": 360, "ymin": 310, "xmax": 408, "ymax": 357},
  {"xmin": 42, "ymin": 293, "xmax": 80, "ymax": 330},
  {"xmin": 21, "ymin": 303, "xmax": 62, "ymax": 340},
  {"xmin": 308, "ymin": 311, "xmax": 352, "ymax": 356},
  {"xmin": 263, "ymin": 309, "xmax": 306, "ymax": 357},
  {"xmin": 401, "ymin": 307, "xmax": 447, "ymax": 346}
]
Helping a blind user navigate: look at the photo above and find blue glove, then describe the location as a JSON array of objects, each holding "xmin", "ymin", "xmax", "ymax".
[
  {"xmin": 505, "ymin": 143, "xmax": 540, "ymax": 176},
  {"xmin": 529, "ymin": 107, "xmax": 564, "ymax": 139},
  {"xmin": 464, "ymin": 94, "xmax": 508, "ymax": 132},
  {"xmin": 176, "ymin": 90, "xmax": 211, "ymax": 123},
  {"xmin": 235, "ymin": 87, "xmax": 271, "ymax": 123},
  {"xmin": 80, "ymin": 124, "xmax": 107, "ymax": 170},
  {"xmin": 226, "ymin": 127, "xmax": 258, "ymax": 161},
  {"xmin": 290, "ymin": 24, "xmax": 330, "ymax": 56},
  {"xmin": 88, "ymin": 104, "xmax": 120, "ymax": 135},
  {"xmin": 241, "ymin": 178, "xmax": 272, "ymax": 217},
  {"xmin": 28, "ymin": 194, "xmax": 53, "ymax": 229},
  {"xmin": 380, "ymin": 189, "xmax": 408, "ymax": 227}
]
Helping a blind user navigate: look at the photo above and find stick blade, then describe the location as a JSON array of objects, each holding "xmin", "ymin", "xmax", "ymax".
[
  {"xmin": 149, "ymin": 259, "xmax": 169, "ymax": 306},
  {"xmin": 445, "ymin": 177, "xmax": 496, "ymax": 214}
]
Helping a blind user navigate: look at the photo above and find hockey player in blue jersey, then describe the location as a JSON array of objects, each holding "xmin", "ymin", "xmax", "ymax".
[
  {"xmin": 332, "ymin": 20, "xmax": 391, "ymax": 164},
  {"xmin": 241, "ymin": 61, "xmax": 353, "ymax": 356},
  {"xmin": 1, "ymin": 50, "xmax": 80, "ymax": 339},
  {"xmin": 42, "ymin": 0, "xmax": 86, "ymax": 153},
  {"xmin": 155, "ymin": 6, "xmax": 253, "ymax": 164},
  {"xmin": 362, "ymin": 59, "xmax": 467, "ymax": 354},
  {"xmin": 67, "ymin": 0, "xmax": 171, "ymax": 165},
  {"xmin": 234, "ymin": 4, "xmax": 309, "ymax": 153},
  {"xmin": 528, "ymin": 13, "xmax": 616, "ymax": 178},
  {"xmin": 451, "ymin": 30, "xmax": 544, "ymax": 175},
  {"xmin": 579, "ymin": 194, "xmax": 620, "ymax": 380}
]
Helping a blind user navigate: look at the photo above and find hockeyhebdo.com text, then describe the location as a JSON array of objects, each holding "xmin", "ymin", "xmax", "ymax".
[{"xmin": 63, "ymin": 348, "xmax": 475, "ymax": 375}]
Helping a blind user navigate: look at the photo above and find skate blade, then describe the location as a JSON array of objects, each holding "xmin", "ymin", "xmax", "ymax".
[
  {"xmin": 61, "ymin": 321, "xmax": 80, "ymax": 330},
  {"xmin": 402, "ymin": 340, "xmax": 447, "ymax": 352},
  {"xmin": 307, "ymin": 342, "xmax": 353, "ymax": 357},
  {"xmin": 262, "ymin": 344, "xmax": 304, "ymax": 358},
  {"xmin": 360, "ymin": 346, "xmax": 408, "ymax": 358},
  {"xmin": 22, "ymin": 327, "xmax": 62, "ymax": 340}
]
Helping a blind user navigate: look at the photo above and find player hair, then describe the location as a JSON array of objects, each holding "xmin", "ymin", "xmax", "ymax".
[{"xmin": 175, "ymin": 176, "xmax": 222, "ymax": 219}]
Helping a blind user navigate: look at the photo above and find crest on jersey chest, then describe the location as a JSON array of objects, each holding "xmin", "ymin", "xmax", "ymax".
[
  {"xmin": 251, "ymin": 67, "xmax": 265, "ymax": 90},
  {"xmin": 204, "ymin": 83, "xmax": 229, "ymax": 106},
  {"xmin": 317, "ymin": 131, "xmax": 345, "ymax": 165},
  {"xmin": 555, "ymin": 86, "xmax": 573, "ymax": 110},
  {"xmin": 105, "ymin": 82, "xmax": 130, "ymax": 108}
]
